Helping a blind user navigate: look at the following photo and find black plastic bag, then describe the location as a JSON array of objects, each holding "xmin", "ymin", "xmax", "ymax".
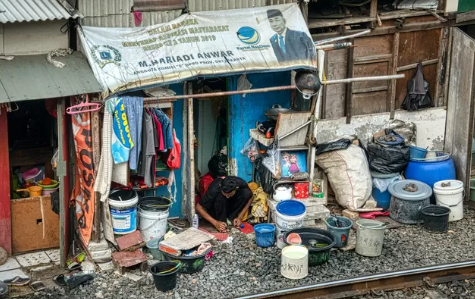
[
  {"xmin": 367, "ymin": 142, "xmax": 410, "ymax": 174},
  {"xmin": 315, "ymin": 138, "xmax": 352, "ymax": 156},
  {"xmin": 208, "ymin": 153, "xmax": 228, "ymax": 178},
  {"xmin": 255, "ymin": 155, "xmax": 276, "ymax": 195},
  {"xmin": 401, "ymin": 62, "xmax": 433, "ymax": 111}
]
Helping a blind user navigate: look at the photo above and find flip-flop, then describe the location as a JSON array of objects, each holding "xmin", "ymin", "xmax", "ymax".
[
  {"xmin": 53, "ymin": 274, "xmax": 67, "ymax": 287},
  {"xmin": 3, "ymin": 276, "xmax": 31, "ymax": 286},
  {"xmin": 66, "ymin": 274, "xmax": 94, "ymax": 290}
]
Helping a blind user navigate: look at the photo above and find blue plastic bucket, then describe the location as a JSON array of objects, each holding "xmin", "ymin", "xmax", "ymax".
[
  {"xmin": 410, "ymin": 146, "xmax": 427, "ymax": 160},
  {"xmin": 109, "ymin": 188, "xmax": 139, "ymax": 235},
  {"xmin": 372, "ymin": 187, "xmax": 392, "ymax": 211},
  {"xmin": 254, "ymin": 224, "xmax": 275, "ymax": 248}
]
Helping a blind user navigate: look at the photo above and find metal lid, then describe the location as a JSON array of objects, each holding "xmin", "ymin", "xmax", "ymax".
[{"xmin": 388, "ymin": 179, "xmax": 432, "ymax": 200}]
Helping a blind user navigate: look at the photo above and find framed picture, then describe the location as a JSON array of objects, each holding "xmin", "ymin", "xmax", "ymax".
[{"xmin": 280, "ymin": 151, "xmax": 307, "ymax": 178}]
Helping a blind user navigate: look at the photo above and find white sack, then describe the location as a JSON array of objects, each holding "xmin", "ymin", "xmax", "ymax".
[{"xmin": 316, "ymin": 145, "xmax": 372, "ymax": 210}]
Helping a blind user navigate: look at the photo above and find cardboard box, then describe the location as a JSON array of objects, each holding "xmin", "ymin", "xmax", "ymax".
[{"xmin": 11, "ymin": 196, "xmax": 60, "ymax": 253}]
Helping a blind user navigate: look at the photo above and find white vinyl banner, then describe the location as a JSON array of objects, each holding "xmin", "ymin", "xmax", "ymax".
[{"xmin": 79, "ymin": 4, "xmax": 316, "ymax": 94}]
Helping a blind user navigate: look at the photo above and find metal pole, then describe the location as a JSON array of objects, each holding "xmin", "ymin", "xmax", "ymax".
[
  {"xmin": 324, "ymin": 74, "xmax": 405, "ymax": 85},
  {"xmin": 315, "ymin": 42, "xmax": 353, "ymax": 51},
  {"xmin": 314, "ymin": 29, "xmax": 371, "ymax": 46},
  {"xmin": 143, "ymin": 85, "xmax": 296, "ymax": 102},
  {"xmin": 308, "ymin": 49, "xmax": 326, "ymax": 195}
]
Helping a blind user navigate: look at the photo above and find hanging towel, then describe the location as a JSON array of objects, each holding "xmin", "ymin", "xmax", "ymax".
[
  {"xmin": 122, "ymin": 97, "xmax": 143, "ymax": 171},
  {"xmin": 94, "ymin": 100, "xmax": 114, "ymax": 203},
  {"xmin": 111, "ymin": 97, "xmax": 134, "ymax": 164}
]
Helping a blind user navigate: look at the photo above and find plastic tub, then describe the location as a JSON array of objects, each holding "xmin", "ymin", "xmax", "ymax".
[
  {"xmin": 371, "ymin": 172, "xmax": 400, "ymax": 211},
  {"xmin": 276, "ymin": 200, "xmax": 306, "ymax": 232},
  {"xmin": 355, "ymin": 219, "xmax": 387, "ymax": 257},
  {"xmin": 109, "ymin": 188, "xmax": 139, "ymax": 235},
  {"xmin": 160, "ymin": 248, "xmax": 211, "ymax": 274},
  {"xmin": 283, "ymin": 228, "xmax": 336, "ymax": 266},
  {"xmin": 409, "ymin": 146, "xmax": 427, "ymax": 160},
  {"xmin": 281, "ymin": 245, "xmax": 308, "ymax": 280},
  {"xmin": 388, "ymin": 180, "xmax": 432, "ymax": 224},
  {"xmin": 433, "ymin": 180, "xmax": 464, "ymax": 222},
  {"xmin": 254, "ymin": 224, "xmax": 275, "ymax": 248},
  {"xmin": 324, "ymin": 216, "xmax": 353, "ymax": 248},
  {"xmin": 138, "ymin": 196, "xmax": 171, "ymax": 241},
  {"xmin": 150, "ymin": 261, "xmax": 180, "ymax": 292},
  {"xmin": 421, "ymin": 205, "xmax": 450, "ymax": 233}
]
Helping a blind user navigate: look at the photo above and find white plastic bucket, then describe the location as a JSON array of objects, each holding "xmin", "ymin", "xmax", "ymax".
[
  {"xmin": 355, "ymin": 219, "xmax": 386, "ymax": 257},
  {"xmin": 109, "ymin": 190, "xmax": 139, "ymax": 235},
  {"xmin": 281, "ymin": 245, "xmax": 308, "ymax": 279},
  {"xmin": 433, "ymin": 180, "xmax": 464, "ymax": 222},
  {"xmin": 275, "ymin": 200, "xmax": 306, "ymax": 232},
  {"xmin": 139, "ymin": 207, "xmax": 169, "ymax": 241}
]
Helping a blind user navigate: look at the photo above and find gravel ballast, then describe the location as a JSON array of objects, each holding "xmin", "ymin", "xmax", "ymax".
[{"xmin": 20, "ymin": 209, "xmax": 475, "ymax": 299}]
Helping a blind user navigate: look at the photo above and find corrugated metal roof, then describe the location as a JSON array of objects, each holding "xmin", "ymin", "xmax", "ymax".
[
  {"xmin": 78, "ymin": 0, "xmax": 181, "ymax": 27},
  {"xmin": 187, "ymin": 0, "xmax": 296, "ymax": 12},
  {"xmin": 0, "ymin": 52, "xmax": 103, "ymax": 103},
  {"xmin": 0, "ymin": 0, "xmax": 82, "ymax": 24}
]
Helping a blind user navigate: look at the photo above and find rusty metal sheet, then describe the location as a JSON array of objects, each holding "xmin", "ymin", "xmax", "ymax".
[
  {"xmin": 112, "ymin": 250, "xmax": 147, "ymax": 268},
  {"xmin": 134, "ymin": 0, "xmax": 185, "ymax": 11}
]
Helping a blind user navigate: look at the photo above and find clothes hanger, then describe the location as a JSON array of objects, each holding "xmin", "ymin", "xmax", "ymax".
[{"xmin": 66, "ymin": 94, "xmax": 102, "ymax": 115}]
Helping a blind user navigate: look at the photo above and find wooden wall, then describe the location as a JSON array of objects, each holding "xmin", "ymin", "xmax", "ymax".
[{"xmin": 315, "ymin": 15, "xmax": 448, "ymax": 120}]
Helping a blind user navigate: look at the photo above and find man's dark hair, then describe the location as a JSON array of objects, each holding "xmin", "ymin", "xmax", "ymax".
[
  {"xmin": 221, "ymin": 177, "xmax": 238, "ymax": 193},
  {"xmin": 267, "ymin": 9, "xmax": 283, "ymax": 19}
]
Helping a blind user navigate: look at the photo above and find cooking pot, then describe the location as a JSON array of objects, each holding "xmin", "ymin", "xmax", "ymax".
[
  {"xmin": 295, "ymin": 70, "xmax": 321, "ymax": 99},
  {"xmin": 265, "ymin": 104, "xmax": 292, "ymax": 120},
  {"xmin": 273, "ymin": 185, "xmax": 292, "ymax": 202},
  {"xmin": 17, "ymin": 186, "xmax": 43, "ymax": 197}
]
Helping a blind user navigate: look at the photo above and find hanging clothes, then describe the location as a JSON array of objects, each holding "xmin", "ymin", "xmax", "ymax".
[
  {"xmin": 122, "ymin": 97, "xmax": 143, "ymax": 171},
  {"xmin": 153, "ymin": 109, "xmax": 173, "ymax": 149},
  {"xmin": 151, "ymin": 108, "xmax": 165, "ymax": 151},
  {"xmin": 150, "ymin": 111, "xmax": 161, "ymax": 150},
  {"xmin": 138, "ymin": 110, "xmax": 156, "ymax": 187}
]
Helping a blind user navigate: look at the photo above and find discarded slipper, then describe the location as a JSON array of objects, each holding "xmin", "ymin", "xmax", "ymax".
[
  {"xmin": 30, "ymin": 281, "xmax": 46, "ymax": 292},
  {"xmin": 53, "ymin": 274, "xmax": 67, "ymax": 287},
  {"xmin": 0, "ymin": 281, "xmax": 7, "ymax": 298},
  {"xmin": 66, "ymin": 274, "xmax": 94, "ymax": 290},
  {"xmin": 68, "ymin": 262, "xmax": 82, "ymax": 271},
  {"xmin": 3, "ymin": 276, "xmax": 31, "ymax": 286}
]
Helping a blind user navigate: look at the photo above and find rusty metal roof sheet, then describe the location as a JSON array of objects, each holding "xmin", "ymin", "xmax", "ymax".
[
  {"xmin": 0, "ymin": 52, "xmax": 103, "ymax": 103},
  {"xmin": 0, "ymin": 0, "xmax": 82, "ymax": 24}
]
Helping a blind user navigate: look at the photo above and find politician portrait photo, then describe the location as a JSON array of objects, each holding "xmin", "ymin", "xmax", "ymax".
[{"xmin": 267, "ymin": 9, "xmax": 316, "ymax": 63}]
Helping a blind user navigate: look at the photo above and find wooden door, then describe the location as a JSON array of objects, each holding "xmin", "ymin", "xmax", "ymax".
[{"xmin": 444, "ymin": 27, "xmax": 475, "ymax": 193}]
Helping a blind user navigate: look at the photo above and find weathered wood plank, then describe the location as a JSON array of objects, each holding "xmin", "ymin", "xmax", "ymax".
[
  {"xmin": 0, "ymin": 108, "xmax": 11, "ymax": 253},
  {"xmin": 353, "ymin": 86, "xmax": 388, "ymax": 94},
  {"xmin": 324, "ymin": 49, "xmax": 347, "ymax": 119},
  {"xmin": 444, "ymin": 28, "xmax": 475, "ymax": 194},
  {"xmin": 91, "ymin": 110, "xmax": 101, "ymax": 242},
  {"xmin": 346, "ymin": 40, "xmax": 354, "ymax": 124},
  {"xmin": 390, "ymin": 32, "xmax": 400, "ymax": 119},
  {"xmin": 354, "ymin": 54, "xmax": 393, "ymax": 64},
  {"xmin": 275, "ymin": 112, "xmax": 312, "ymax": 147}
]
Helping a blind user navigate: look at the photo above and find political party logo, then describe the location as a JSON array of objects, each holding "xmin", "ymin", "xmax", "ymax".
[
  {"xmin": 237, "ymin": 27, "xmax": 260, "ymax": 45},
  {"xmin": 91, "ymin": 45, "xmax": 122, "ymax": 68}
]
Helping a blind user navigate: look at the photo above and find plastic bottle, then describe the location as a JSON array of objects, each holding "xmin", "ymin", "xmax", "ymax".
[{"xmin": 192, "ymin": 214, "xmax": 199, "ymax": 229}]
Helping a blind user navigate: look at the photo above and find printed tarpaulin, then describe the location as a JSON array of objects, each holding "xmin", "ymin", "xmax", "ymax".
[
  {"xmin": 111, "ymin": 97, "xmax": 134, "ymax": 164},
  {"xmin": 70, "ymin": 95, "xmax": 95, "ymax": 246},
  {"xmin": 78, "ymin": 3, "xmax": 315, "ymax": 95}
]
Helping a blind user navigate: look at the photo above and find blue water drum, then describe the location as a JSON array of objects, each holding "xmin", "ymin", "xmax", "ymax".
[{"xmin": 404, "ymin": 155, "xmax": 456, "ymax": 203}]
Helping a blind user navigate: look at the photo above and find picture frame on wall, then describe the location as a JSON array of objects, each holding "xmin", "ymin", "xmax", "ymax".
[{"xmin": 280, "ymin": 151, "xmax": 307, "ymax": 178}]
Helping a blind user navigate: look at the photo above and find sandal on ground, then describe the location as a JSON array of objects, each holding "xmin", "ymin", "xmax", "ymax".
[
  {"xmin": 66, "ymin": 274, "xmax": 94, "ymax": 290},
  {"xmin": 3, "ymin": 276, "xmax": 31, "ymax": 286},
  {"xmin": 53, "ymin": 274, "xmax": 67, "ymax": 287}
]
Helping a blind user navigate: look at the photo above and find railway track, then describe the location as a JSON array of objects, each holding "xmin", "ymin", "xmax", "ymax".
[{"xmin": 235, "ymin": 260, "xmax": 475, "ymax": 299}]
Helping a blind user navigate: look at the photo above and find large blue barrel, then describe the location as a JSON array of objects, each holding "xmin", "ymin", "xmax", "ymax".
[{"xmin": 404, "ymin": 156, "xmax": 456, "ymax": 203}]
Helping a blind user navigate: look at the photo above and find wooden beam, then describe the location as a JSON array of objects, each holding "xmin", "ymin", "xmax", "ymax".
[
  {"xmin": 443, "ymin": 27, "xmax": 454, "ymax": 107},
  {"xmin": 354, "ymin": 54, "xmax": 393, "ymax": 64},
  {"xmin": 396, "ymin": 58, "xmax": 440, "ymax": 72},
  {"xmin": 434, "ymin": 28, "xmax": 445, "ymax": 106},
  {"xmin": 321, "ymin": 55, "xmax": 329, "ymax": 119},
  {"xmin": 91, "ymin": 110, "xmax": 100, "ymax": 243},
  {"xmin": 370, "ymin": 0, "xmax": 378, "ymax": 28},
  {"xmin": 309, "ymin": 17, "xmax": 375, "ymax": 29},
  {"xmin": 346, "ymin": 39, "xmax": 354, "ymax": 124},
  {"xmin": 456, "ymin": 10, "xmax": 475, "ymax": 23},
  {"xmin": 389, "ymin": 33, "xmax": 400, "ymax": 119},
  {"xmin": 353, "ymin": 86, "xmax": 389, "ymax": 94},
  {"xmin": 0, "ymin": 108, "xmax": 11, "ymax": 254}
]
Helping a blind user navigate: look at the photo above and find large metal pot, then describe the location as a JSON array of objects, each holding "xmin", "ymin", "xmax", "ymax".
[
  {"xmin": 295, "ymin": 70, "xmax": 321, "ymax": 99},
  {"xmin": 388, "ymin": 179, "xmax": 432, "ymax": 224},
  {"xmin": 265, "ymin": 104, "xmax": 292, "ymax": 120}
]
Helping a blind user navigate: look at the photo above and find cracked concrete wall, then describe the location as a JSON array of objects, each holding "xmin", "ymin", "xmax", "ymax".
[{"xmin": 317, "ymin": 108, "xmax": 446, "ymax": 150}]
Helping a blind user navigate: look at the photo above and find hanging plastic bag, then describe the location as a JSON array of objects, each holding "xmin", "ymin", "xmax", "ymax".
[
  {"xmin": 262, "ymin": 141, "xmax": 278, "ymax": 176},
  {"xmin": 401, "ymin": 62, "xmax": 433, "ymax": 111},
  {"xmin": 240, "ymin": 137, "xmax": 259, "ymax": 162},
  {"xmin": 373, "ymin": 175, "xmax": 402, "ymax": 193},
  {"xmin": 167, "ymin": 129, "xmax": 181, "ymax": 169}
]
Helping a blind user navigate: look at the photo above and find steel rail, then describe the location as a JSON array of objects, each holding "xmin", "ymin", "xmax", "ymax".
[{"xmin": 232, "ymin": 260, "xmax": 475, "ymax": 299}]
